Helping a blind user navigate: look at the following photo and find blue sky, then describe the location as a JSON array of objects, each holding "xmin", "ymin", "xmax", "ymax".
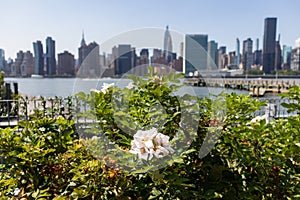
[{"xmin": 1, "ymin": 0, "xmax": 299, "ymax": 58}]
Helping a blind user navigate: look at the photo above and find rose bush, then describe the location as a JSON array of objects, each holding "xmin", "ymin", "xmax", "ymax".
[{"xmin": 0, "ymin": 69, "xmax": 299, "ymax": 199}]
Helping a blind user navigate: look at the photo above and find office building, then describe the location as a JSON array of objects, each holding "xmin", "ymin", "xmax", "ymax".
[
  {"xmin": 173, "ymin": 56, "xmax": 183, "ymax": 72},
  {"xmin": 57, "ymin": 51, "xmax": 75, "ymax": 76},
  {"xmin": 217, "ymin": 46, "xmax": 226, "ymax": 69},
  {"xmin": 184, "ymin": 34, "xmax": 208, "ymax": 75},
  {"xmin": 253, "ymin": 50, "xmax": 262, "ymax": 67},
  {"xmin": 33, "ymin": 40, "xmax": 44, "ymax": 75},
  {"xmin": 113, "ymin": 44, "xmax": 133, "ymax": 76},
  {"xmin": 20, "ymin": 51, "xmax": 34, "ymax": 77},
  {"xmin": 263, "ymin": 17, "xmax": 277, "ymax": 74},
  {"xmin": 291, "ymin": 38, "xmax": 300, "ymax": 71},
  {"xmin": 0, "ymin": 49, "xmax": 5, "ymax": 71},
  {"xmin": 228, "ymin": 51, "xmax": 236, "ymax": 65},
  {"xmin": 291, "ymin": 48, "xmax": 300, "ymax": 71},
  {"xmin": 135, "ymin": 48, "xmax": 149, "ymax": 76},
  {"xmin": 138, "ymin": 49, "xmax": 149, "ymax": 65},
  {"xmin": 77, "ymin": 32, "xmax": 100, "ymax": 77},
  {"xmin": 11, "ymin": 51, "xmax": 24, "ymax": 76},
  {"xmin": 78, "ymin": 32, "xmax": 87, "ymax": 67},
  {"xmin": 207, "ymin": 40, "xmax": 218, "ymax": 69},
  {"xmin": 152, "ymin": 49, "xmax": 163, "ymax": 62},
  {"xmin": 274, "ymin": 39, "xmax": 282, "ymax": 71},
  {"xmin": 242, "ymin": 38, "xmax": 253, "ymax": 70},
  {"xmin": 46, "ymin": 37, "xmax": 56, "ymax": 76},
  {"xmin": 78, "ymin": 33, "xmax": 99, "ymax": 67},
  {"xmin": 282, "ymin": 45, "xmax": 292, "ymax": 69},
  {"xmin": 236, "ymin": 38, "xmax": 240, "ymax": 67}
]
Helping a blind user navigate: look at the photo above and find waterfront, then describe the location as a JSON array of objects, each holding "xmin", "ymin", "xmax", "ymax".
[
  {"xmin": 6, "ymin": 77, "xmax": 250, "ymax": 98},
  {"xmin": 3, "ymin": 77, "xmax": 296, "ymax": 119}
]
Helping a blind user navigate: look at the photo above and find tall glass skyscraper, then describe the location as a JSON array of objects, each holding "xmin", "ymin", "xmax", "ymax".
[
  {"xmin": 33, "ymin": 41, "xmax": 44, "ymax": 75},
  {"xmin": 236, "ymin": 38, "xmax": 240, "ymax": 66},
  {"xmin": 282, "ymin": 45, "xmax": 292, "ymax": 68},
  {"xmin": 113, "ymin": 44, "xmax": 133, "ymax": 76},
  {"xmin": 46, "ymin": 37, "xmax": 56, "ymax": 76},
  {"xmin": 184, "ymin": 34, "xmax": 208, "ymax": 76},
  {"xmin": 242, "ymin": 38, "xmax": 253, "ymax": 70},
  {"xmin": 207, "ymin": 40, "xmax": 218, "ymax": 69},
  {"xmin": 0, "ymin": 49, "xmax": 5, "ymax": 71},
  {"xmin": 263, "ymin": 17, "xmax": 277, "ymax": 74}
]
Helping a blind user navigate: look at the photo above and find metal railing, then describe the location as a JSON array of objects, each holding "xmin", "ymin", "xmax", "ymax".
[
  {"xmin": 253, "ymin": 97, "xmax": 298, "ymax": 118},
  {"xmin": 0, "ymin": 96, "xmax": 298, "ymax": 129},
  {"xmin": 0, "ymin": 96, "xmax": 74, "ymax": 128}
]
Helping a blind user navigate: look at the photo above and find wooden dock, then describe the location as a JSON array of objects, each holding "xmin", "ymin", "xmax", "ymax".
[{"xmin": 184, "ymin": 77, "xmax": 300, "ymax": 96}]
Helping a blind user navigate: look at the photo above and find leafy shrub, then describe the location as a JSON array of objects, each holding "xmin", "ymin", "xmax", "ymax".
[{"xmin": 0, "ymin": 70, "xmax": 299, "ymax": 199}]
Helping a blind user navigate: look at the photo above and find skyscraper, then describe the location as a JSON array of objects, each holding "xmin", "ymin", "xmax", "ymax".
[
  {"xmin": 291, "ymin": 38, "xmax": 300, "ymax": 71},
  {"xmin": 207, "ymin": 40, "xmax": 218, "ymax": 69},
  {"xmin": 253, "ymin": 50, "xmax": 262, "ymax": 67},
  {"xmin": 253, "ymin": 38, "xmax": 262, "ymax": 67},
  {"xmin": 163, "ymin": 26, "xmax": 173, "ymax": 63},
  {"xmin": 236, "ymin": 38, "xmax": 240, "ymax": 67},
  {"xmin": 242, "ymin": 38, "xmax": 253, "ymax": 70},
  {"xmin": 263, "ymin": 17, "xmax": 277, "ymax": 74},
  {"xmin": 0, "ymin": 49, "xmax": 5, "ymax": 71},
  {"xmin": 184, "ymin": 34, "xmax": 208, "ymax": 75},
  {"xmin": 11, "ymin": 51, "xmax": 24, "ymax": 76},
  {"xmin": 33, "ymin": 41, "xmax": 44, "ymax": 75},
  {"xmin": 113, "ymin": 44, "xmax": 133, "ymax": 76},
  {"xmin": 282, "ymin": 45, "xmax": 292, "ymax": 69},
  {"xmin": 46, "ymin": 37, "xmax": 56, "ymax": 76},
  {"xmin": 274, "ymin": 35, "xmax": 282, "ymax": 71},
  {"xmin": 57, "ymin": 51, "xmax": 75, "ymax": 76},
  {"xmin": 217, "ymin": 46, "xmax": 227, "ymax": 69},
  {"xmin": 291, "ymin": 47, "xmax": 300, "ymax": 71},
  {"xmin": 228, "ymin": 51, "xmax": 236, "ymax": 65},
  {"xmin": 20, "ymin": 51, "xmax": 34, "ymax": 77},
  {"xmin": 135, "ymin": 49, "xmax": 149, "ymax": 76},
  {"xmin": 78, "ymin": 31, "xmax": 87, "ymax": 67},
  {"xmin": 77, "ymin": 32, "xmax": 100, "ymax": 77}
]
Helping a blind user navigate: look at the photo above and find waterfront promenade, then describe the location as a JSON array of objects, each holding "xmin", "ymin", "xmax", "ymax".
[{"xmin": 185, "ymin": 77, "xmax": 300, "ymax": 96}]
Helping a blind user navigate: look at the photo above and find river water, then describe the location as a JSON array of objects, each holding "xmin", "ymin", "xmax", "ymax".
[{"xmin": 5, "ymin": 77, "xmax": 249, "ymax": 98}]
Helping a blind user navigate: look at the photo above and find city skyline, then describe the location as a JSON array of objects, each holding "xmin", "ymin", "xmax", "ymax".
[{"xmin": 0, "ymin": 0, "xmax": 300, "ymax": 58}]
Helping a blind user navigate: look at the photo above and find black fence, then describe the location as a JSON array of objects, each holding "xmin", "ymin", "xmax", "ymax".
[
  {"xmin": 0, "ymin": 96, "xmax": 74, "ymax": 128},
  {"xmin": 253, "ymin": 97, "xmax": 298, "ymax": 118},
  {"xmin": 0, "ymin": 96, "xmax": 298, "ymax": 129}
]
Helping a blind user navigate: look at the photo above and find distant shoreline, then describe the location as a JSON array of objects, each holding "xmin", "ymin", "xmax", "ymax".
[
  {"xmin": 4, "ymin": 74, "xmax": 300, "ymax": 79},
  {"xmin": 4, "ymin": 75, "xmax": 76, "ymax": 79}
]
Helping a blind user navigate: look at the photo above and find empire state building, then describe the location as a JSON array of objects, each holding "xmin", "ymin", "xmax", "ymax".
[{"xmin": 163, "ymin": 25, "xmax": 173, "ymax": 62}]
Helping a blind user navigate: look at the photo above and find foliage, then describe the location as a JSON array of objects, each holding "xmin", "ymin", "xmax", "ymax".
[
  {"xmin": 0, "ymin": 71, "xmax": 5, "ymax": 100},
  {"xmin": 243, "ymin": 69, "xmax": 264, "ymax": 75},
  {"xmin": 0, "ymin": 69, "xmax": 299, "ymax": 199},
  {"xmin": 276, "ymin": 70, "xmax": 300, "ymax": 76},
  {"xmin": 280, "ymin": 85, "xmax": 300, "ymax": 113}
]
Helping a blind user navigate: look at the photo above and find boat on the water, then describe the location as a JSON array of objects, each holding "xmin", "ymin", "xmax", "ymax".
[{"xmin": 31, "ymin": 74, "xmax": 44, "ymax": 78}]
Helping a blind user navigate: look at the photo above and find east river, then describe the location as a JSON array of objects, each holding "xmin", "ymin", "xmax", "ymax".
[{"xmin": 5, "ymin": 77, "xmax": 250, "ymax": 98}]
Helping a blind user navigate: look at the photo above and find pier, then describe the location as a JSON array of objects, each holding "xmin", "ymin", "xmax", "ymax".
[{"xmin": 184, "ymin": 77, "xmax": 300, "ymax": 96}]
